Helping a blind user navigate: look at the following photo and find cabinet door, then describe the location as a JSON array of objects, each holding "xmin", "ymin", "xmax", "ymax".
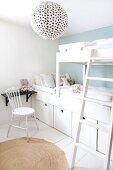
[
  {"xmin": 81, "ymin": 118, "xmax": 97, "ymax": 149},
  {"xmin": 54, "ymin": 106, "xmax": 71, "ymax": 136},
  {"xmin": 36, "ymin": 100, "xmax": 54, "ymax": 127},
  {"xmin": 98, "ymin": 121, "xmax": 113, "ymax": 161},
  {"xmin": 72, "ymin": 112, "xmax": 97, "ymax": 149}
]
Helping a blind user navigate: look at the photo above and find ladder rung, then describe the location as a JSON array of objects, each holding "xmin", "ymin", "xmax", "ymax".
[
  {"xmin": 75, "ymin": 143, "xmax": 105, "ymax": 159},
  {"xmin": 90, "ymin": 57, "xmax": 113, "ymax": 61},
  {"xmin": 84, "ymin": 97, "xmax": 112, "ymax": 107},
  {"xmin": 79, "ymin": 118, "xmax": 109, "ymax": 132},
  {"xmin": 87, "ymin": 76, "xmax": 113, "ymax": 82}
]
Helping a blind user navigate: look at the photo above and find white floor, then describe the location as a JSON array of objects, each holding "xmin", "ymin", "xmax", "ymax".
[{"xmin": 0, "ymin": 118, "xmax": 113, "ymax": 170}]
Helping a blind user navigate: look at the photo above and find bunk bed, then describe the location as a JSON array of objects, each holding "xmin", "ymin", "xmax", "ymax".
[
  {"xmin": 34, "ymin": 40, "xmax": 113, "ymax": 110},
  {"xmin": 33, "ymin": 38, "xmax": 113, "ymax": 163}
]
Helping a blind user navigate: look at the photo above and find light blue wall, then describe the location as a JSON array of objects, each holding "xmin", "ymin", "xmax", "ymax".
[
  {"xmin": 59, "ymin": 26, "xmax": 113, "ymax": 88},
  {"xmin": 60, "ymin": 63, "xmax": 83, "ymax": 84},
  {"xmin": 59, "ymin": 26, "xmax": 113, "ymax": 44}
]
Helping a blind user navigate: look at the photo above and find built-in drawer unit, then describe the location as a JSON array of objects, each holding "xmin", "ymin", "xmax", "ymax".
[{"xmin": 54, "ymin": 106, "xmax": 71, "ymax": 136}]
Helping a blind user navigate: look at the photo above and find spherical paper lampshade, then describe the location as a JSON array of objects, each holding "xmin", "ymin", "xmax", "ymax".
[{"xmin": 31, "ymin": 1, "xmax": 68, "ymax": 40}]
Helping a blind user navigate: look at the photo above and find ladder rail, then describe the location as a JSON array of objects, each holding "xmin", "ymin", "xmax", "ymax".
[
  {"xmin": 71, "ymin": 50, "xmax": 93, "ymax": 168},
  {"xmin": 71, "ymin": 49, "xmax": 113, "ymax": 170}
]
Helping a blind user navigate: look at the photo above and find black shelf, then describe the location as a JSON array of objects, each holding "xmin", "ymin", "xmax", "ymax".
[{"xmin": 1, "ymin": 90, "xmax": 37, "ymax": 106}]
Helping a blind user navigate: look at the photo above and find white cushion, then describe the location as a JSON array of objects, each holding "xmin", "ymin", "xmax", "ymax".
[
  {"xmin": 34, "ymin": 75, "xmax": 42, "ymax": 86},
  {"xmin": 13, "ymin": 107, "xmax": 34, "ymax": 115},
  {"xmin": 40, "ymin": 74, "xmax": 55, "ymax": 88}
]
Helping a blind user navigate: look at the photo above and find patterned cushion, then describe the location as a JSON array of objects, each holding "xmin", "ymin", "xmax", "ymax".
[{"xmin": 34, "ymin": 75, "xmax": 42, "ymax": 86}]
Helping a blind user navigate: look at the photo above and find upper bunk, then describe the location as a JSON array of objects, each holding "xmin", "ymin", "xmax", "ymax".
[
  {"xmin": 56, "ymin": 38, "xmax": 113, "ymax": 65},
  {"xmin": 57, "ymin": 42, "xmax": 88, "ymax": 64},
  {"xmin": 56, "ymin": 38, "xmax": 113, "ymax": 96}
]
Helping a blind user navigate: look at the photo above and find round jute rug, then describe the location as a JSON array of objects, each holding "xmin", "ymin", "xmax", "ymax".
[{"xmin": 0, "ymin": 137, "xmax": 68, "ymax": 170}]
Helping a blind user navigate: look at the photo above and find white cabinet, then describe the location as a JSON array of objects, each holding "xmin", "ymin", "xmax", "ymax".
[
  {"xmin": 54, "ymin": 106, "xmax": 71, "ymax": 136},
  {"xmin": 98, "ymin": 121, "xmax": 113, "ymax": 161},
  {"xmin": 36, "ymin": 100, "xmax": 54, "ymax": 127},
  {"xmin": 90, "ymin": 107, "xmax": 113, "ymax": 161}
]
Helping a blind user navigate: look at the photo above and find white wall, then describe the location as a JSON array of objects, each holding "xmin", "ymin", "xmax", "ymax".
[{"xmin": 0, "ymin": 20, "xmax": 58, "ymax": 124}]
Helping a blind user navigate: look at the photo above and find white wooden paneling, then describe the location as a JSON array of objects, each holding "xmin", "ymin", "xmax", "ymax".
[
  {"xmin": 72, "ymin": 112, "xmax": 97, "ymax": 149},
  {"xmin": 36, "ymin": 100, "xmax": 54, "ymax": 127},
  {"xmin": 84, "ymin": 102, "xmax": 111, "ymax": 123},
  {"xmin": 98, "ymin": 121, "xmax": 113, "ymax": 161}
]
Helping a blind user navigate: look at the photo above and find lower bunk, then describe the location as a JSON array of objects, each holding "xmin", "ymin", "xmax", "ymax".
[{"xmin": 32, "ymin": 84, "xmax": 113, "ymax": 160}]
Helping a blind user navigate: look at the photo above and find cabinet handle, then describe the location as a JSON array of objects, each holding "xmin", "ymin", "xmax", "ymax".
[
  {"xmin": 61, "ymin": 109, "xmax": 63, "ymax": 113},
  {"xmin": 45, "ymin": 103, "xmax": 47, "ymax": 106}
]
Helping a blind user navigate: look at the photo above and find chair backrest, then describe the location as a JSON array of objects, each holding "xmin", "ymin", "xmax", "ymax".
[{"xmin": 5, "ymin": 87, "xmax": 22, "ymax": 110}]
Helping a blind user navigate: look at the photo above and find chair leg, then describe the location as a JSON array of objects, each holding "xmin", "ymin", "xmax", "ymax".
[
  {"xmin": 25, "ymin": 116, "xmax": 29, "ymax": 142},
  {"xmin": 7, "ymin": 115, "xmax": 14, "ymax": 137},
  {"xmin": 19, "ymin": 116, "xmax": 21, "ymax": 126},
  {"xmin": 33, "ymin": 113, "xmax": 39, "ymax": 130}
]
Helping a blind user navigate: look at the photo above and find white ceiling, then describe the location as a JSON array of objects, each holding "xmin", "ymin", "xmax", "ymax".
[{"xmin": 0, "ymin": 0, "xmax": 113, "ymax": 36}]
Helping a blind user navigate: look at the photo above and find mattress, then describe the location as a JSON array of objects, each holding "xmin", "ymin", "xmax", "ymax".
[
  {"xmin": 33, "ymin": 85, "xmax": 55, "ymax": 94},
  {"xmin": 59, "ymin": 85, "xmax": 113, "ymax": 102},
  {"xmin": 34, "ymin": 84, "xmax": 113, "ymax": 102}
]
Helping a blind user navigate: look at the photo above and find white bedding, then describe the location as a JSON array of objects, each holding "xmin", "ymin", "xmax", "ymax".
[
  {"xmin": 59, "ymin": 85, "xmax": 113, "ymax": 102},
  {"xmin": 34, "ymin": 85, "xmax": 56, "ymax": 94},
  {"xmin": 34, "ymin": 84, "xmax": 113, "ymax": 103}
]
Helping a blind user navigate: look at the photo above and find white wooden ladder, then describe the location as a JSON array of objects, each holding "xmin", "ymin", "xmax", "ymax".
[{"xmin": 71, "ymin": 49, "xmax": 113, "ymax": 170}]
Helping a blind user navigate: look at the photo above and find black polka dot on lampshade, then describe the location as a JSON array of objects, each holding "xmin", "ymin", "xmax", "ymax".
[{"xmin": 31, "ymin": 1, "xmax": 68, "ymax": 40}]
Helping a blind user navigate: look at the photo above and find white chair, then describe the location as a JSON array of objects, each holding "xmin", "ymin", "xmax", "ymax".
[{"xmin": 5, "ymin": 87, "xmax": 39, "ymax": 140}]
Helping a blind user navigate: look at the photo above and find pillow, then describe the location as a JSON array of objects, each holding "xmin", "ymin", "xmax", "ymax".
[
  {"xmin": 52, "ymin": 73, "xmax": 71, "ymax": 86},
  {"xmin": 40, "ymin": 74, "xmax": 55, "ymax": 88},
  {"xmin": 51, "ymin": 73, "xmax": 56, "ymax": 85},
  {"xmin": 34, "ymin": 75, "xmax": 42, "ymax": 86}
]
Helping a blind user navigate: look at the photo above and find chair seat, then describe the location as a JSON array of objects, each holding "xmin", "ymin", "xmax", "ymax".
[{"xmin": 12, "ymin": 107, "xmax": 35, "ymax": 116}]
